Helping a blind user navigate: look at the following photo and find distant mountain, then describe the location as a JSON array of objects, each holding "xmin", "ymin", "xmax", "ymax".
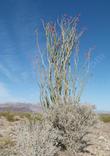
[
  {"xmin": 0, "ymin": 102, "xmax": 42, "ymax": 112},
  {"xmin": 98, "ymin": 111, "xmax": 110, "ymax": 115},
  {"xmin": 0, "ymin": 103, "xmax": 109, "ymax": 114}
]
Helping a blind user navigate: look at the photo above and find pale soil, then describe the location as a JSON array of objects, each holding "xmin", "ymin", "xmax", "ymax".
[
  {"xmin": 0, "ymin": 117, "xmax": 110, "ymax": 156},
  {"xmin": 83, "ymin": 122, "xmax": 110, "ymax": 156}
]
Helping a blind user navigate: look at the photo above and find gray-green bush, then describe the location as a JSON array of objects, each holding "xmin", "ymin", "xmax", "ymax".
[{"xmin": 10, "ymin": 103, "xmax": 97, "ymax": 156}]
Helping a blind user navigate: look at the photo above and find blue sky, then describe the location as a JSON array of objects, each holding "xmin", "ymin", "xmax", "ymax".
[{"xmin": 0, "ymin": 0, "xmax": 110, "ymax": 111}]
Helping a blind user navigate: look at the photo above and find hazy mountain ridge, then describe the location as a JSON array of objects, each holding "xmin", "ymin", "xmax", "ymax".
[{"xmin": 0, "ymin": 103, "xmax": 42, "ymax": 112}]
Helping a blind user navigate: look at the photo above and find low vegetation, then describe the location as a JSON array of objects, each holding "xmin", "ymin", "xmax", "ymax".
[
  {"xmin": 0, "ymin": 112, "xmax": 16, "ymax": 122},
  {"xmin": 0, "ymin": 111, "xmax": 110, "ymax": 123},
  {"xmin": 0, "ymin": 137, "xmax": 15, "ymax": 149},
  {"xmin": 99, "ymin": 113, "xmax": 110, "ymax": 123},
  {"xmin": 0, "ymin": 111, "xmax": 43, "ymax": 122}
]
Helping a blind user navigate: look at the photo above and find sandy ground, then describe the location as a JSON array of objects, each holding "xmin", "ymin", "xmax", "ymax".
[{"xmin": 86, "ymin": 122, "xmax": 110, "ymax": 156}]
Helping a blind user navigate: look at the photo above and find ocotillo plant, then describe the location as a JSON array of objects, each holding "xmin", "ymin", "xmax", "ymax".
[{"xmin": 36, "ymin": 15, "xmax": 92, "ymax": 108}]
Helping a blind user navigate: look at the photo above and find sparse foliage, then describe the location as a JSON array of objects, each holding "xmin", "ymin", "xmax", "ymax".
[{"xmin": 36, "ymin": 15, "xmax": 92, "ymax": 108}]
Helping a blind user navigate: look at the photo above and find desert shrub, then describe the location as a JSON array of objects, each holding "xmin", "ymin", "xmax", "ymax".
[
  {"xmin": 0, "ymin": 137, "xmax": 16, "ymax": 156},
  {"xmin": 0, "ymin": 111, "xmax": 43, "ymax": 123},
  {"xmin": 33, "ymin": 113, "xmax": 43, "ymax": 121},
  {"xmin": 0, "ymin": 112, "xmax": 16, "ymax": 122},
  {"xmin": 11, "ymin": 103, "xmax": 97, "ymax": 156},
  {"xmin": 0, "ymin": 137, "xmax": 15, "ymax": 148},
  {"xmin": 11, "ymin": 113, "xmax": 60, "ymax": 156},
  {"xmin": 18, "ymin": 112, "xmax": 43, "ymax": 122},
  {"xmin": 0, "ymin": 149, "xmax": 16, "ymax": 156},
  {"xmin": 9, "ymin": 15, "xmax": 97, "ymax": 156},
  {"xmin": 43, "ymin": 103, "xmax": 97, "ymax": 155},
  {"xmin": 11, "ymin": 120, "xmax": 39, "ymax": 156},
  {"xmin": 99, "ymin": 114, "xmax": 110, "ymax": 123}
]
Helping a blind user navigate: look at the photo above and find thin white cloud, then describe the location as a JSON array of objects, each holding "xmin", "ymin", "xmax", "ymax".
[
  {"xmin": 0, "ymin": 63, "xmax": 14, "ymax": 81},
  {"xmin": 0, "ymin": 82, "xmax": 10, "ymax": 97},
  {"xmin": 0, "ymin": 82, "xmax": 17, "ymax": 103},
  {"xmin": 0, "ymin": 61, "xmax": 34, "ymax": 83},
  {"xmin": 0, "ymin": 82, "xmax": 38, "ymax": 103},
  {"xmin": 0, "ymin": 62, "xmax": 23, "ymax": 83}
]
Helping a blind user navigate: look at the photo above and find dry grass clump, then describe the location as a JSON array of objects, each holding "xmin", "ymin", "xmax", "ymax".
[
  {"xmin": 0, "ymin": 137, "xmax": 16, "ymax": 156},
  {"xmin": 0, "ymin": 137, "xmax": 15, "ymax": 149}
]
